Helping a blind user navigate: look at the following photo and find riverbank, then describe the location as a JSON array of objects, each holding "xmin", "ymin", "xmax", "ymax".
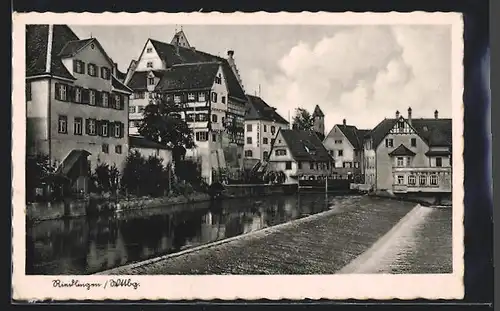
[
  {"xmin": 97, "ymin": 196, "xmax": 423, "ymax": 275},
  {"xmin": 26, "ymin": 183, "xmax": 301, "ymax": 222},
  {"xmin": 367, "ymin": 190, "xmax": 452, "ymax": 207}
]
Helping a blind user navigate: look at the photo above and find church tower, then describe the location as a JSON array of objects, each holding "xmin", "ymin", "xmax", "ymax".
[{"xmin": 312, "ymin": 105, "xmax": 325, "ymax": 140}]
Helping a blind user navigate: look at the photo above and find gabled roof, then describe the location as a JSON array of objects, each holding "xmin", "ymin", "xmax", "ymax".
[
  {"xmin": 367, "ymin": 117, "xmax": 452, "ymax": 148},
  {"xmin": 129, "ymin": 135, "xmax": 170, "ymax": 150},
  {"xmin": 58, "ymin": 38, "xmax": 95, "ymax": 57},
  {"xmin": 245, "ymin": 94, "xmax": 289, "ymax": 124},
  {"xmin": 147, "ymin": 39, "xmax": 246, "ymax": 101},
  {"xmin": 26, "ymin": 24, "xmax": 78, "ymax": 80},
  {"xmin": 389, "ymin": 144, "xmax": 416, "ymax": 157},
  {"xmin": 312, "ymin": 105, "xmax": 325, "ymax": 117},
  {"xmin": 115, "ymin": 68, "xmax": 127, "ymax": 81},
  {"xmin": 327, "ymin": 124, "xmax": 370, "ymax": 150},
  {"xmin": 127, "ymin": 70, "xmax": 164, "ymax": 91},
  {"xmin": 277, "ymin": 129, "xmax": 332, "ymax": 162},
  {"xmin": 55, "ymin": 149, "xmax": 91, "ymax": 176},
  {"xmin": 171, "ymin": 30, "xmax": 191, "ymax": 48},
  {"xmin": 155, "ymin": 62, "xmax": 221, "ymax": 92},
  {"xmin": 112, "ymin": 75, "xmax": 133, "ymax": 93}
]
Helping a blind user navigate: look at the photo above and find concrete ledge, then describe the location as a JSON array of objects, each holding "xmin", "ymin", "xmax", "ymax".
[{"xmin": 95, "ymin": 206, "xmax": 340, "ymax": 275}]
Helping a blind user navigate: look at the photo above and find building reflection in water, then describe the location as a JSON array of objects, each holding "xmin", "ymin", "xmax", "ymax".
[{"xmin": 27, "ymin": 193, "xmax": 333, "ymax": 275}]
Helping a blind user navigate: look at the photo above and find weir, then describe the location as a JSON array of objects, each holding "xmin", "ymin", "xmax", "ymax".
[{"xmin": 338, "ymin": 204, "xmax": 435, "ymax": 274}]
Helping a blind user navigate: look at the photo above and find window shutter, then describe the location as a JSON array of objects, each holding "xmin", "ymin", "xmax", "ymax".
[
  {"xmin": 94, "ymin": 65, "xmax": 100, "ymax": 77},
  {"xmin": 109, "ymin": 121, "xmax": 115, "ymax": 138},
  {"xmin": 54, "ymin": 83, "xmax": 61, "ymax": 100},
  {"xmin": 81, "ymin": 61, "xmax": 86, "ymax": 74},
  {"xmin": 120, "ymin": 95, "xmax": 125, "ymax": 110},
  {"xmin": 67, "ymin": 86, "xmax": 74, "ymax": 102},
  {"xmin": 101, "ymin": 67, "xmax": 105, "ymax": 79},
  {"xmin": 85, "ymin": 118, "xmax": 90, "ymax": 134},
  {"xmin": 95, "ymin": 91, "xmax": 102, "ymax": 106},
  {"xmin": 120, "ymin": 122, "xmax": 125, "ymax": 138},
  {"xmin": 110, "ymin": 93, "xmax": 115, "ymax": 109},
  {"xmin": 73, "ymin": 60, "xmax": 78, "ymax": 72},
  {"xmin": 96, "ymin": 120, "xmax": 102, "ymax": 136},
  {"xmin": 82, "ymin": 88, "xmax": 89, "ymax": 104},
  {"xmin": 104, "ymin": 120, "xmax": 109, "ymax": 137}
]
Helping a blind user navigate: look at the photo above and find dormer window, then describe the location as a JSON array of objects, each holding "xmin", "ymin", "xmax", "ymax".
[
  {"xmin": 215, "ymin": 73, "xmax": 222, "ymax": 84},
  {"xmin": 188, "ymin": 93, "xmax": 196, "ymax": 101},
  {"xmin": 147, "ymin": 47, "xmax": 153, "ymax": 53},
  {"xmin": 198, "ymin": 92, "xmax": 206, "ymax": 102},
  {"xmin": 148, "ymin": 77, "xmax": 155, "ymax": 85},
  {"xmin": 147, "ymin": 61, "xmax": 153, "ymax": 68},
  {"xmin": 174, "ymin": 94, "xmax": 181, "ymax": 103}
]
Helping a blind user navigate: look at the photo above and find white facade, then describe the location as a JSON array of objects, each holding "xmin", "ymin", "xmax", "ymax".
[{"xmin": 244, "ymin": 120, "xmax": 288, "ymax": 161}]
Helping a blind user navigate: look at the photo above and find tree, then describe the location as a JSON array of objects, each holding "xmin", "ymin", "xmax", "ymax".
[
  {"xmin": 26, "ymin": 153, "xmax": 56, "ymax": 201},
  {"xmin": 138, "ymin": 96, "xmax": 195, "ymax": 163},
  {"xmin": 292, "ymin": 108, "xmax": 314, "ymax": 131}
]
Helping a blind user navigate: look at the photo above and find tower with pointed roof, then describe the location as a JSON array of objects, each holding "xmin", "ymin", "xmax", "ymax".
[
  {"xmin": 312, "ymin": 105, "xmax": 325, "ymax": 140},
  {"xmin": 170, "ymin": 28, "xmax": 191, "ymax": 49}
]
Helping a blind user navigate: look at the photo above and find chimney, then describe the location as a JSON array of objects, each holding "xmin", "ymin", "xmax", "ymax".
[
  {"xmin": 407, "ymin": 107, "xmax": 412, "ymax": 125},
  {"xmin": 342, "ymin": 119, "xmax": 346, "ymax": 126},
  {"xmin": 395, "ymin": 110, "xmax": 400, "ymax": 119},
  {"xmin": 434, "ymin": 110, "xmax": 439, "ymax": 119},
  {"xmin": 227, "ymin": 50, "xmax": 234, "ymax": 59}
]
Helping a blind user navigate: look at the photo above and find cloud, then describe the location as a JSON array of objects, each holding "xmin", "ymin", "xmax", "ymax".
[{"xmin": 242, "ymin": 25, "xmax": 452, "ymax": 131}]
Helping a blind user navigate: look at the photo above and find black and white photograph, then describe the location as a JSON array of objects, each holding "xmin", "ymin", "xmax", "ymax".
[{"xmin": 13, "ymin": 12, "xmax": 464, "ymax": 301}]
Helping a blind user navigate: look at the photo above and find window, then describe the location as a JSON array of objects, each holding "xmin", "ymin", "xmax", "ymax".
[
  {"xmin": 102, "ymin": 144, "xmax": 109, "ymax": 154},
  {"xmin": 101, "ymin": 121, "xmax": 108, "ymax": 137},
  {"xmin": 58, "ymin": 115, "xmax": 67, "ymax": 134},
  {"xmin": 26, "ymin": 82, "xmax": 32, "ymax": 101},
  {"xmin": 186, "ymin": 114, "xmax": 195, "ymax": 122},
  {"xmin": 215, "ymin": 74, "xmax": 222, "ymax": 84},
  {"xmin": 275, "ymin": 149, "xmax": 287, "ymax": 156},
  {"xmin": 263, "ymin": 125, "xmax": 267, "ymax": 132},
  {"xmin": 87, "ymin": 119, "xmax": 96, "ymax": 135},
  {"xmin": 74, "ymin": 60, "xmax": 85, "ymax": 74},
  {"xmin": 188, "ymin": 93, "xmax": 195, "ymax": 101},
  {"xmin": 419, "ymin": 175, "xmax": 427, "ymax": 186},
  {"xmin": 310, "ymin": 162, "xmax": 314, "ymax": 169},
  {"xmin": 385, "ymin": 138, "xmax": 394, "ymax": 147},
  {"xmin": 271, "ymin": 138, "xmax": 276, "ymax": 145},
  {"xmin": 263, "ymin": 151, "xmax": 269, "ymax": 160},
  {"xmin": 196, "ymin": 132, "xmax": 208, "ymax": 141},
  {"xmin": 146, "ymin": 47, "xmax": 153, "ymax": 53},
  {"xmin": 212, "ymin": 134, "xmax": 217, "ymax": 142},
  {"xmin": 406, "ymin": 157, "xmax": 412, "ymax": 167},
  {"xmin": 221, "ymin": 96, "xmax": 226, "ymax": 104},
  {"xmin": 411, "ymin": 138, "xmax": 417, "ymax": 147},
  {"xmin": 174, "ymin": 95, "xmax": 181, "ymax": 103},
  {"xmin": 88, "ymin": 63, "xmax": 97, "ymax": 77},
  {"xmin": 129, "ymin": 106, "xmax": 136, "ymax": 113},
  {"xmin": 74, "ymin": 117, "xmax": 82, "ymax": 135},
  {"xmin": 246, "ymin": 137, "xmax": 252, "ymax": 144},
  {"xmin": 285, "ymin": 161, "xmax": 292, "ymax": 170},
  {"xmin": 211, "ymin": 92, "xmax": 218, "ymax": 103},
  {"xmin": 134, "ymin": 92, "xmax": 145, "ymax": 99},
  {"xmin": 244, "ymin": 150, "xmax": 253, "ymax": 157},
  {"xmin": 343, "ymin": 162, "xmax": 352, "ymax": 168},
  {"xmin": 398, "ymin": 121, "xmax": 404, "ymax": 129},
  {"xmin": 198, "ymin": 92, "xmax": 206, "ymax": 102},
  {"xmin": 89, "ymin": 89, "xmax": 96, "ymax": 105},
  {"xmin": 102, "ymin": 92, "xmax": 109, "ymax": 107},
  {"xmin": 408, "ymin": 175, "xmax": 416, "ymax": 185},
  {"xmin": 338, "ymin": 150, "xmax": 343, "ymax": 156},
  {"xmin": 335, "ymin": 139, "xmax": 342, "ymax": 144},
  {"xmin": 212, "ymin": 114, "xmax": 218, "ymax": 122},
  {"xmin": 263, "ymin": 137, "xmax": 268, "ymax": 144},
  {"xmin": 397, "ymin": 157, "xmax": 404, "ymax": 167},
  {"xmin": 148, "ymin": 78, "xmax": 155, "ymax": 85},
  {"xmin": 271, "ymin": 126, "xmax": 276, "ymax": 134},
  {"xmin": 114, "ymin": 94, "xmax": 121, "ymax": 109},
  {"xmin": 115, "ymin": 145, "xmax": 122, "ymax": 154},
  {"xmin": 114, "ymin": 122, "xmax": 122, "ymax": 138},
  {"xmin": 138, "ymin": 105, "xmax": 145, "ymax": 113},
  {"xmin": 246, "ymin": 124, "xmax": 252, "ymax": 132},
  {"xmin": 196, "ymin": 113, "xmax": 208, "ymax": 122},
  {"xmin": 101, "ymin": 67, "xmax": 111, "ymax": 80},
  {"xmin": 397, "ymin": 175, "xmax": 404, "ymax": 184},
  {"xmin": 147, "ymin": 61, "xmax": 153, "ymax": 68},
  {"xmin": 435, "ymin": 157, "xmax": 443, "ymax": 167},
  {"xmin": 56, "ymin": 83, "xmax": 67, "ymax": 101},
  {"xmin": 430, "ymin": 175, "xmax": 438, "ymax": 186}
]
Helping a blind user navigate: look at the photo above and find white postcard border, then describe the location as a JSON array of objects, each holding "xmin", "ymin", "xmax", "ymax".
[{"xmin": 12, "ymin": 12, "xmax": 464, "ymax": 301}]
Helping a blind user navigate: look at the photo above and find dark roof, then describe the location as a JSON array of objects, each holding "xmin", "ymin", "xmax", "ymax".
[
  {"xmin": 312, "ymin": 105, "xmax": 325, "ymax": 117},
  {"xmin": 425, "ymin": 149, "xmax": 451, "ymax": 157},
  {"xmin": 278, "ymin": 129, "xmax": 332, "ymax": 162},
  {"xmin": 148, "ymin": 39, "xmax": 246, "ymax": 101},
  {"xmin": 389, "ymin": 144, "xmax": 416, "ymax": 157},
  {"xmin": 367, "ymin": 117, "xmax": 452, "ymax": 148},
  {"xmin": 155, "ymin": 62, "xmax": 221, "ymax": 92},
  {"xmin": 55, "ymin": 149, "xmax": 91, "ymax": 176},
  {"xmin": 245, "ymin": 95, "xmax": 289, "ymax": 124},
  {"xmin": 112, "ymin": 75, "xmax": 133, "ymax": 93},
  {"xmin": 127, "ymin": 71, "xmax": 164, "ymax": 91},
  {"xmin": 129, "ymin": 135, "xmax": 170, "ymax": 150},
  {"xmin": 58, "ymin": 38, "xmax": 94, "ymax": 57},
  {"xmin": 331, "ymin": 125, "xmax": 370, "ymax": 150},
  {"xmin": 116, "ymin": 68, "xmax": 127, "ymax": 81},
  {"xmin": 26, "ymin": 25, "xmax": 78, "ymax": 80}
]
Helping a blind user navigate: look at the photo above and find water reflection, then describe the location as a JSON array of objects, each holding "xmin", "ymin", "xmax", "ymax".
[{"xmin": 27, "ymin": 193, "xmax": 342, "ymax": 275}]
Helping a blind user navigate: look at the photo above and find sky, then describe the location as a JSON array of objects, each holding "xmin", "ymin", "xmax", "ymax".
[{"xmin": 70, "ymin": 24, "xmax": 452, "ymax": 130}]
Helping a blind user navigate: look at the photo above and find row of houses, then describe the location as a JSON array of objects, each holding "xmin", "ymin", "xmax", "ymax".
[{"xmin": 26, "ymin": 24, "xmax": 452, "ymax": 196}]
